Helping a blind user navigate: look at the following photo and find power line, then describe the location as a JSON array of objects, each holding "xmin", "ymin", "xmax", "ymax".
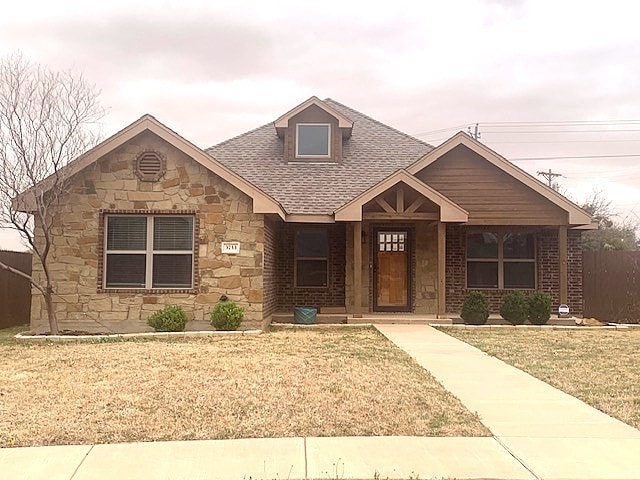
[{"xmin": 510, "ymin": 153, "xmax": 640, "ymax": 161}]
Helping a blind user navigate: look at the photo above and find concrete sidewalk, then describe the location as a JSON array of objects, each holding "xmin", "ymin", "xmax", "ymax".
[
  {"xmin": 377, "ymin": 324, "xmax": 640, "ymax": 480},
  {"xmin": 0, "ymin": 436, "xmax": 533, "ymax": 480}
]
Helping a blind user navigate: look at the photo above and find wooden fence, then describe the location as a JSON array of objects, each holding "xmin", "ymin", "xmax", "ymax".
[
  {"xmin": 0, "ymin": 251, "xmax": 32, "ymax": 328},
  {"xmin": 583, "ymin": 250, "xmax": 640, "ymax": 324}
]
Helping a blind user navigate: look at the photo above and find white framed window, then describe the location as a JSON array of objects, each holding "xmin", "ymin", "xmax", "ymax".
[
  {"xmin": 296, "ymin": 123, "xmax": 331, "ymax": 158},
  {"xmin": 466, "ymin": 231, "xmax": 536, "ymax": 289},
  {"xmin": 104, "ymin": 215, "xmax": 195, "ymax": 289}
]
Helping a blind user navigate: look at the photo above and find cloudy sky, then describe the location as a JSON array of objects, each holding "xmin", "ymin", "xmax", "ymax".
[{"xmin": 1, "ymin": 0, "xmax": 640, "ymax": 250}]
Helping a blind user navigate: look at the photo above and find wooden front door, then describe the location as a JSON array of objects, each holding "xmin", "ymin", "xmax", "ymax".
[{"xmin": 374, "ymin": 230, "xmax": 410, "ymax": 311}]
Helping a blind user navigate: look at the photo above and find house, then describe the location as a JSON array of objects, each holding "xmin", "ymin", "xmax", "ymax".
[{"xmin": 20, "ymin": 97, "xmax": 594, "ymax": 333}]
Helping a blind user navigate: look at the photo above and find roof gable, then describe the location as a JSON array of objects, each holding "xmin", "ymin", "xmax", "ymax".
[
  {"xmin": 16, "ymin": 115, "xmax": 285, "ymax": 218},
  {"xmin": 406, "ymin": 132, "xmax": 593, "ymax": 226},
  {"xmin": 335, "ymin": 170, "xmax": 468, "ymax": 222},
  {"xmin": 273, "ymin": 96, "xmax": 354, "ymax": 135}
]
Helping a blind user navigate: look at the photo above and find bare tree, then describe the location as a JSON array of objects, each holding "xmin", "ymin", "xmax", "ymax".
[
  {"xmin": 581, "ymin": 189, "xmax": 639, "ymax": 251},
  {"xmin": 0, "ymin": 53, "xmax": 104, "ymax": 334}
]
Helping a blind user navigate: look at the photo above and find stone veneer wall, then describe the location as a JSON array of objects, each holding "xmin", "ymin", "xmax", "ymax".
[
  {"xmin": 30, "ymin": 131, "xmax": 265, "ymax": 333},
  {"xmin": 445, "ymin": 225, "xmax": 583, "ymax": 314}
]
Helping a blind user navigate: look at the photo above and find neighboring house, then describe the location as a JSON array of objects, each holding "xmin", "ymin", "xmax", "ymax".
[{"xmin": 19, "ymin": 97, "xmax": 594, "ymax": 333}]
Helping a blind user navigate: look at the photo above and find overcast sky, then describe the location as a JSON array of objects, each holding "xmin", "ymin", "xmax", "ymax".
[{"xmin": 2, "ymin": 0, "xmax": 640, "ymax": 250}]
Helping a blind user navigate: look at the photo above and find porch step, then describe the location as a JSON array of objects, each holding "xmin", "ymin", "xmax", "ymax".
[
  {"xmin": 271, "ymin": 313, "xmax": 347, "ymax": 324},
  {"xmin": 348, "ymin": 316, "xmax": 452, "ymax": 325}
]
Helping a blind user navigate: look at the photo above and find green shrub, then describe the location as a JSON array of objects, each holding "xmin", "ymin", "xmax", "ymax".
[
  {"xmin": 500, "ymin": 290, "xmax": 529, "ymax": 325},
  {"xmin": 461, "ymin": 291, "xmax": 489, "ymax": 325},
  {"xmin": 210, "ymin": 300, "xmax": 244, "ymax": 331},
  {"xmin": 528, "ymin": 291, "xmax": 552, "ymax": 325},
  {"xmin": 147, "ymin": 305, "xmax": 187, "ymax": 332}
]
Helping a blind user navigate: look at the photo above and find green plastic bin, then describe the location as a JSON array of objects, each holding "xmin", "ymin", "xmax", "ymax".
[{"xmin": 293, "ymin": 307, "xmax": 317, "ymax": 325}]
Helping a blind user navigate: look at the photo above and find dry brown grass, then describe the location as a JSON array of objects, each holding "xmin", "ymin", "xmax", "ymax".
[
  {"xmin": 441, "ymin": 327, "xmax": 640, "ymax": 430},
  {"xmin": 0, "ymin": 326, "xmax": 488, "ymax": 447}
]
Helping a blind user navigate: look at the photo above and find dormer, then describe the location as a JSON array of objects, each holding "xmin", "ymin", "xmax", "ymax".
[{"xmin": 274, "ymin": 97, "xmax": 353, "ymax": 163}]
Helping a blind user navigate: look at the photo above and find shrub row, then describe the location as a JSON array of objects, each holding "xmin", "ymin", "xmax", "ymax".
[
  {"xmin": 461, "ymin": 290, "xmax": 551, "ymax": 325},
  {"xmin": 147, "ymin": 299, "xmax": 244, "ymax": 332}
]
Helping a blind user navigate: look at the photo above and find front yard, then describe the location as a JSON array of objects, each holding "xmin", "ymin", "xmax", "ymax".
[
  {"xmin": 441, "ymin": 327, "xmax": 640, "ymax": 430},
  {"xmin": 0, "ymin": 326, "xmax": 488, "ymax": 447}
]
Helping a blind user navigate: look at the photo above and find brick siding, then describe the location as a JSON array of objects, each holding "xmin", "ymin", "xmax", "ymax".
[
  {"xmin": 276, "ymin": 223, "xmax": 346, "ymax": 310},
  {"xmin": 445, "ymin": 225, "xmax": 583, "ymax": 314},
  {"xmin": 262, "ymin": 216, "xmax": 278, "ymax": 319}
]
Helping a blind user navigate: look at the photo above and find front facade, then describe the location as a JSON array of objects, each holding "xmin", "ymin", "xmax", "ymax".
[{"xmin": 23, "ymin": 97, "xmax": 594, "ymax": 333}]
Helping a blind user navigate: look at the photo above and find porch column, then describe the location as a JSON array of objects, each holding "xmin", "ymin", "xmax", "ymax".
[
  {"xmin": 437, "ymin": 222, "xmax": 446, "ymax": 318},
  {"xmin": 353, "ymin": 221, "xmax": 362, "ymax": 316},
  {"xmin": 559, "ymin": 225, "xmax": 568, "ymax": 305}
]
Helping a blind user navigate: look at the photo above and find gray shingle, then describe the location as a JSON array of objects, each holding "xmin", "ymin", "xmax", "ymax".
[{"xmin": 206, "ymin": 99, "xmax": 433, "ymax": 215}]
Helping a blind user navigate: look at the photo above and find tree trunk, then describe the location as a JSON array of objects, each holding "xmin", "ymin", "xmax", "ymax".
[{"xmin": 44, "ymin": 287, "xmax": 59, "ymax": 335}]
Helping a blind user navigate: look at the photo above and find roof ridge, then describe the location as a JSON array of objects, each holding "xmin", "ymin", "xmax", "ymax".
[
  {"xmin": 324, "ymin": 98, "xmax": 435, "ymax": 150},
  {"xmin": 206, "ymin": 121, "xmax": 274, "ymax": 151}
]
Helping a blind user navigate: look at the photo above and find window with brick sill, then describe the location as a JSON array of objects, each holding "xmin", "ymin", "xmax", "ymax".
[
  {"xmin": 295, "ymin": 229, "xmax": 328, "ymax": 287},
  {"xmin": 104, "ymin": 215, "xmax": 194, "ymax": 289},
  {"xmin": 466, "ymin": 231, "xmax": 536, "ymax": 289}
]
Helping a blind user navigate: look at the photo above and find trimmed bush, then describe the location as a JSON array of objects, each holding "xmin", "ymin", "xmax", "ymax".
[
  {"xmin": 461, "ymin": 291, "xmax": 489, "ymax": 325},
  {"xmin": 528, "ymin": 291, "xmax": 552, "ymax": 325},
  {"xmin": 147, "ymin": 305, "xmax": 187, "ymax": 332},
  {"xmin": 500, "ymin": 290, "xmax": 529, "ymax": 325},
  {"xmin": 210, "ymin": 300, "xmax": 244, "ymax": 331}
]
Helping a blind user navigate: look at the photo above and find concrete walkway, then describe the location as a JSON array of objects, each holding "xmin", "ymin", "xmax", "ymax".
[
  {"xmin": 2, "ymin": 324, "xmax": 639, "ymax": 479},
  {"xmin": 377, "ymin": 324, "xmax": 640, "ymax": 480}
]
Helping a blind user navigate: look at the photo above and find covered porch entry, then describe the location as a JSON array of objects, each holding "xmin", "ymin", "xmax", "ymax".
[{"xmin": 337, "ymin": 170, "xmax": 469, "ymax": 318}]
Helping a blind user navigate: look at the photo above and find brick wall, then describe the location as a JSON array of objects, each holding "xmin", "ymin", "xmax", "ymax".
[
  {"xmin": 568, "ymin": 230, "xmax": 583, "ymax": 314},
  {"xmin": 276, "ymin": 223, "xmax": 346, "ymax": 310},
  {"xmin": 262, "ymin": 216, "xmax": 278, "ymax": 319},
  {"xmin": 445, "ymin": 225, "xmax": 583, "ymax": 314}
]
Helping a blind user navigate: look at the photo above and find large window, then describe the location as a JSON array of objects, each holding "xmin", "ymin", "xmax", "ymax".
[
  {"xmin": 466, "ymin": 231, "xmax": 535, "ymax": 289},
  {"xmin": 104, "ymin": 215, "xmax": 194, "ymax": 289},
  {"xmin": 296, "ymin": 123, "xmax": 330, "ymax": 157},
  {"xmin": 295, "ymin": 229, "xmax": 328, "ymax": 287}
]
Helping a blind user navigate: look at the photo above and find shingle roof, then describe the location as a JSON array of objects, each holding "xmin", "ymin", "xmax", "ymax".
[{"xmin": 206, "ymin": 99, "xmax": 434, "ymax": 215}]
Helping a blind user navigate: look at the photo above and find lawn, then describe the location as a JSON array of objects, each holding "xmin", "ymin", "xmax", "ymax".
[
  {"xmin": 0, "ymin": 325, "xmax": 488, "ymax": 447},
  {"xmin": 441, "ymin": 327, "xmax": 640, "ymax": 430}
]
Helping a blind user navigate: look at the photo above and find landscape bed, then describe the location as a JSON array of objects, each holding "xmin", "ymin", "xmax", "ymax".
[
  {"xmin": 0, "ymin": 325, "xmax": 488, "ymax": 447},
  {"xmin": 440, "ymin": 327, "xmax": 640, "ymax": 430}
]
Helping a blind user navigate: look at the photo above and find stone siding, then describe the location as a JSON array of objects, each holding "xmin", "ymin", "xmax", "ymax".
[{"xmin": 30, "ymin": 131, "xmax": 265, "ymax": 333}]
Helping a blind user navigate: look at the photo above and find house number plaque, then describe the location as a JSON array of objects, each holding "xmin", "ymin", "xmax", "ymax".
[{"xmin": 221, "ymin": 242, "xmax": 240, "ymax": 254}]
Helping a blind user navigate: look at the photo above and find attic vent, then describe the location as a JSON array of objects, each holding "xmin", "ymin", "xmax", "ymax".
[{"xmin": 134, "ymin": 150, "xmax": 166, "ymax": 181}]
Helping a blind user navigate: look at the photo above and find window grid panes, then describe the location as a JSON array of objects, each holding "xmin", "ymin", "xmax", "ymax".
[
  {"xmin": 105, "ymin": 215, "xmax": 194, "ymax": 289},
  {"xmin": 466, "ymin": 231, "xmax": 535, "ymax": 289}
]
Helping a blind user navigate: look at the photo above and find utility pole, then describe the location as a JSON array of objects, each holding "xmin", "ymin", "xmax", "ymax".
[
  {"xmin": 467, "ymin": 123, "xmax": 481, "ymax": 140},
  {"xmin": 537, "ymin": 169, "xmax": 562, "ymax": 188}
]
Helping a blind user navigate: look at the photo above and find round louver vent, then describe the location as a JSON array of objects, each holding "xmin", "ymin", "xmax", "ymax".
[{"xmin": 134, "ymin": 150, "xmax": 166, "ymax": 181}]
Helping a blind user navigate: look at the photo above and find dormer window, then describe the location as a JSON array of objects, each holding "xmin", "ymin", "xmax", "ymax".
[{"xmin": 296, "ymin": 123, "xmax": 330, "ymax": 158}]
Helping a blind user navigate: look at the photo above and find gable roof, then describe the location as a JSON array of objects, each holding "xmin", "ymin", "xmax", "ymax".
[
  {"xmin": 207, "ymin": 99, "xmax": 434, "ymax": 215},
  {"xmin": 273, "ymin": 96, "xmax": 354, "ymax": 135},
  {"xmin": 406, "ymin": 132, "xmax": 594, "ymax": 226},
  {"xmin": 15, "ymin": 115, "xmax": 285, "ymax": 218},
  {"xmin": 335, "ymin": 170, "xmax": 468, "ymax": 222}
]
